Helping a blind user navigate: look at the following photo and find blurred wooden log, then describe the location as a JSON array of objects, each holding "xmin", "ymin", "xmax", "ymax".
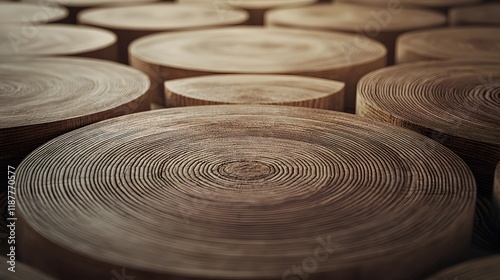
[
  {"xmin": 130, "ymin": 27, "xmax": 386, "ymax": 112},
  {"xmin": 426, "ymin": 255, "xmax": 500, "ymax": 280},
  {"xmin": 450, "ymin": 3, "xmax": 500, "ymax": 26},
  {"xmin": 0, "ymin": 257, "xmax": 55, "ymax": 280},
  {"xmin": 78, "ymin": 3, "xmax": 248, "ymax": 64},
  {"xmin": 266, "ymin": 3, "xmax": 446, "ymax": 65},
  {"xmin": 0, "ymin": 2, "xmax": 68, "ymax": 24},
  {"xmin": 165, "ymin": 74, "xmax": 344, "ymax": 110},
  {"xmin": 17, "ymin": 105, "xmax": 475, "ymax": 280},
  {"xmin": 491, "ymin": 163, "xmax": 500, "ymax": 235},
  {"xmin": 396, "ymin": 27, "xmax": 500, "ymax": 64},
  {"xmin": 335, "ymin": 0, "xmax": 480, "ymax": 13},
  {"xmin": 0, "ymin": 24, "xmax": 118, "ymax": 61}
]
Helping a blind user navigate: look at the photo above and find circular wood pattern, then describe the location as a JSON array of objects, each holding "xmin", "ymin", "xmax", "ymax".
[
  {"xmin": 78, "ymin": 3, "xmax": 249, "ymax": 63},
  {"xmin": 396, "ymin": 27, "xmax": 500, "ymax": 64},
  {"xmin": 450, "ymin": 3, "xmax": 500, "ymax": 26},
  {"xmin": 0, "ymin": 24, "xmax": 118, "ymax": 61},
  {"xmin": 130, "ymin": 27, "xmax": 386, "ymax": 111},
  {"xmin": 491, "ymin": 163, "xmax": 500, "ymax": 234},
  {"xmin": 177, "ymin": 0, "xmax": 317, "ymax": 25},
  {"xmin": 0, "ymin": 2, "xmax": 68, "ymax": 24},
  {"xmin": 164, "ymin": 74, "xmax": 344, "ymax": 110},
  {"xmin": 266, "ymin": 3, "xmax": 446, "ymax": 65},
  {"xmin": 427, "ymin": 255, "xmax": 500, "ymax": 280},
  {"xmin": 0, "ymin": 257, "xmax": 55, "ymax": 280},
  {"xmin": 357, "ymin": 60, "xmax": 500, "ymax": 197},
  {"xmin": 17, "ymin": 105, "xmax": 475, "ymax": 280},
  {"xmin": 0, "ymin": 56, "xmax": 150, "ymax": 189},
  {"xmin": 336, "ymin": 0, "xmax": 480, "ymax": 13}
]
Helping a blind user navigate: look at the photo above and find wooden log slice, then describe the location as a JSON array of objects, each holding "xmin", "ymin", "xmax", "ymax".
[
  {"xmin": 396, "ymin": 27, "xmax": 500, "ymax": 64},
  {"xmin": 129, "ymin": 27, "xmax": 387, "ymax": 112},
  {"xmin": 0, "ymin": 24, "xmax": 118, "ymax": 61},
  {"xmin": 21, "ymin": 0, "xmax": 159, "ymax": 23},
  {"xmin": 336, "ymin": 0, "xmax": 480, "ymax": 13},
  {"xmin": 357, "ymin": 60, "xmax": 500, "ymax": 197},
  {"xmin": 177, "ymin": 0, "xmax": 317, "ymax": 25},
  {"xmin": 491, "ymin": 163, "xmax": 500, "ymax": 235},
  {"xmin": 266, "ymin": 3, "xmax": 446, "ymax": 65},
  {"xmin": 16, "ymin": 105, "xmax": 475, "ymax": 280},
  {"xmin": 426, "ymin": 255, "xmax": 500, "ymax": 280},
  {"xmin": 0, "ymin": 2, "xmax": 68, "ymax": 24},
  {"xmin": 450, "ymin": 3, "xmax": 500, "ymax": 26},
  {"xmin": 0, "ymin": 56, "xmax": 151, "ymax": 196},
  {"xmin": 78, "ymin": 3, "xmax": 249, "ymax": 63},
  {"xmin": 164, "ymin": 74, "xmax": 344, "ymax": 110},
  {"xmin": 0, "ymin": 257, "xmax": 55, "ymax": 280}
]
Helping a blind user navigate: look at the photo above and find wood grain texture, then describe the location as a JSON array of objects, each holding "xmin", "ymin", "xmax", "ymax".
[
  {"xmin": 130, "ymin": 27, "xmax": 386, "ymax": 112},
  {"xmin": 177, "ymin": 0, "xmax": 316, "ymax": 25},
  {"xmin": 491, "ymin": 163, "xmax": 500, "ymax": 235},
  {"xmin": 164, "ymin": 74, "xmax": 344, "ymax": 110},
  {"xmin": 0, "ymin": 2, "xmax": 68, "ymax": 24},
  {"xmin": 450, "ymin": 3, "xmax": 500, "ymax": 26},
  {"xmin": 396, "ymin": 27, "xmax": 500, "ymax": 64},
  {"xmin": 427, "ymin": 255, "xmax": 500, "ymax": 280},
  {"xmin": 336, "ymin": 0, "xmax": 480, "ymax": 13},
  {"xmin": 356, "ymin": 60, "xmax": 500, "ymax": 197},
  {"xmin": 78, "ymin": 3, "xmax": 248, "ymax": 63},
  {"xmin": 0, "ymin": 257, "xmax": 55, "ymax": 280},
  {"xmin": 266, "ymin": 3, "xmax": 446, "ymax": 65},
  {"xmin": 16, "ymin": 105, "xmax": 475, "ymax": 280},
  {"xmin": 0, "ymin": 24, "xmax": 118, "ymax": 61},
  {"xmin": 0, "ymin": 57, "xmax": 151, "ymax": 194}
]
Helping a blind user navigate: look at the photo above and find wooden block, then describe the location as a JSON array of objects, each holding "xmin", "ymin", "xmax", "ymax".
[
  {"xmin": 335, "ymin": 0, "xmax": 480, "ymax": 13},
  {"xmin": 491, "ymin": 163, "xmax": 500, "ymax": 235},
  {"xmin": 450, "ymin": 3, "xmax": 500, "ymax": 26},
  {"xmin": 0, "ymin": 2, "xmax": 68, "ymax": 24},
  {"xmin": 427, "ymin": 255, "xmax": 500, "ymax": 280}
]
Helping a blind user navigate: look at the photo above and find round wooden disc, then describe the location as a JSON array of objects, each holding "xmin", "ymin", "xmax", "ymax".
[
  {"xmin": 396, "ymin": 27, "xmax": 500, "ymax": 64},
  {"xmin": 450, "ymin": 3, "xmax": 500, "ymax": 26},
  {"xmin": 0, "ymin": 257, "xmax": 55, "ymax": 280},
  {"xmin": 178, "ymin": 0, "xmax": 317, "ymax": 25},
  {"xmin": 0, "ymin": 56, "xmax": 150, "ymax": 188},
  {"xmin": 427, "ymin": 255, "xmax": 500, "ymax": 280},
  {"xmin": 0, "ymin": 2, "xmax": 68, "ymax": 24},
  {"xmin": 130, "ymin": 27, "xmax": 386, "ymax": 111},
  {"xmin": 0, "ymin": 24, "xmax": 118, "ymax": 61},
  {"xmin": 357, "ymin": 60, "xmax": 500, "ymax": 197},
  {"xmin": 266, "ymin": 3, "xmax": 446, "ymax": 65},
  {"xmin": 17, "ymin": 105, "xmax": 475, "ymax": 280},
  {"xmin": 164, "ymin": 74, "xmax": 345, "ymax": 110},
  {"xmin": 336, "ymin": 0, "xmax": 480, "ymax": 13},
  {"xmin": 78, "ymin": 3, "xmax": 249, "ymax": 63},
  {"xmin": 491, "ymin": 163, "xmax": 500, "ymax": 234}
]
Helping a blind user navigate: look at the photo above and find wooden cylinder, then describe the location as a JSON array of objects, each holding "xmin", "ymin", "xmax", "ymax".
[
  {"xmin": 0, "ymin": 2, "xmax": 68, "ymax": 24},
  {"xmin": 266, "ymin": 3, "xmax": 446, "ymax": 65},
  {"xmin": 17, "ymin": 105, "xmax": 475, "ymax": 280},
  {"xmin": 450, "ymin": 3, "xmax": 500, "ymax": 26},
  {"xmin": 0, "ymin": 56, "xmax": 151, "ymax": 194},
  {"xmin": 357, "ymin": 60, "xmax": 500, "ymax": 197},
  {"xmin": 491, "ymin": 163, "xmax": 500, "ymax": 235},
  {"xmin": 335, "ymin": 0, "xmax": 480, "ymax": 13},
  {"xmin": 130, "ymin": 27, "xmax": 387, "ymax": 112},
  {"xmin": 0, "ymin": 24, "xmax": 118, "ymax": 61},
  {"xmin": 396, "ymin": 27, "xmax": 500, "ymax": 64},
  {"xmin": 0, "ymin": 257, "xmax": 55, "ymax": 280},
  {"xmin": 78, "ymin": 3, "xmax": 249, "ymax": 64},
  {"xmin": 427, "ymin": 255, "xmax": 500, "ymax": 280},
  {"xmin": 177, "ymin": 0, "xmax": 317, "ymax": 25},
  {"xmin": 164, "ymin": 74, "xmax": 344, "ymax": 110}
]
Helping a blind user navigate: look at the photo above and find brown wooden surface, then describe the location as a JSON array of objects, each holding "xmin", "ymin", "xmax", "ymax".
[
  {"xmin": 450, "ymin": 3, "xmax": 500, "ymax": 26},
  {"xmin": 0, "ymin": 2, "xmax": 68, "ymax": 24},
  {"xmin": 130, "ymin": 27, "xmax": 386, "ymax": 112},
  {"xmin": 78, "ymin": 3, "xmax": 248, "ymax": 63},
  {"xmin": 491, "ymin": 163, "xmax": 500, "ymax": 235},
  {"xmin": 17, "ymin": 105, "xmax": 475, "ymax": 280},
  {"xmin": 0, "ymin": 256, "xmax": 55, "ymax": 280},
  {"xmin": 427, "ymin": 255, "xmax": 500, "ymax": 280},
  {"xmin": 0, "ymin": 57, "xmax": 151, "ymax": 194},
  {"xmin": 336, "ymin": 0, "xmax": 480, "ymax": 13},
  {"xmin": 396, "ymin": 27, "xmax": 500, "ymax": 64},
  {"xmin": 0, "ymin": 24, "xmax": 118, "ymax": 61},
  {"xmin": 165, "ymin": 74, "xmax": 344, "ymax": 110},
  {"xmin": 266, "ymin": 3, "xmax": 446, "ymax": 65}
]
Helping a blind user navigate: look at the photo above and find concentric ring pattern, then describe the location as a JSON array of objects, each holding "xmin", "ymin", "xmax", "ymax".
[
  {"xmin": 0, "ymin": 2, "xmax": 68, "ymax": 24},
  {"xmin": 427, "ymin": 255, "xmax": 500, "ymax": 280},
  {"xmin": 17, "ymin": 105, "xmax": 475, "ymax": 280}
]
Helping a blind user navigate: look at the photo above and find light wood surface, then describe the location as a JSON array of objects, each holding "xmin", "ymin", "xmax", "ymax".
[
  {"xmin": 356, "ymin": 59, "xmax": 500, "ymax": 197},
  {"xmin": 266, "ymin": 3, "xmax": 446, "ymax": 65},
  {"xmin": 17, "ymin": 105, "xmax": 475, "ymax": 280},
  {"xmin": 0, "ymin": 2, "xmax": 68, "ymax": 24},
  {"xmin": 130, "ymin": 27, "xmax": 386, "ymax": 112},
  {"xmin": 427, "ymin": 255, "xmax": 500, "ymax": 280},
  {"xmin": 450, "ymin": 3, "xmax": 500, "ymax": 26},
  {"xmin": 165, "ymin": 74, "xmax": 344, "ymax": 110},
  {"xmin": 491, "ymin": 163, "xmax": 500, "ymax": 235},
  {"xmin": 0, "ymin": 57, "xmax": 151, "ymax": 192},
  {"xmin": 0, "ymin": 24, "xmax": 118, "ymax": 61},
  {"xmin": 336, "ymin": 0, "xmax": 480, "ymax": 13},
  {"xmin": 396, "ymin": 27, "xmax": 500, "ymax": 64},
  {"xmin": 0, "ymin": 257, "xmax": 55, "ymax": 280},
  {"xmin": 78, "ymin": 3, "xmax": 249, "ymax": 63}
]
